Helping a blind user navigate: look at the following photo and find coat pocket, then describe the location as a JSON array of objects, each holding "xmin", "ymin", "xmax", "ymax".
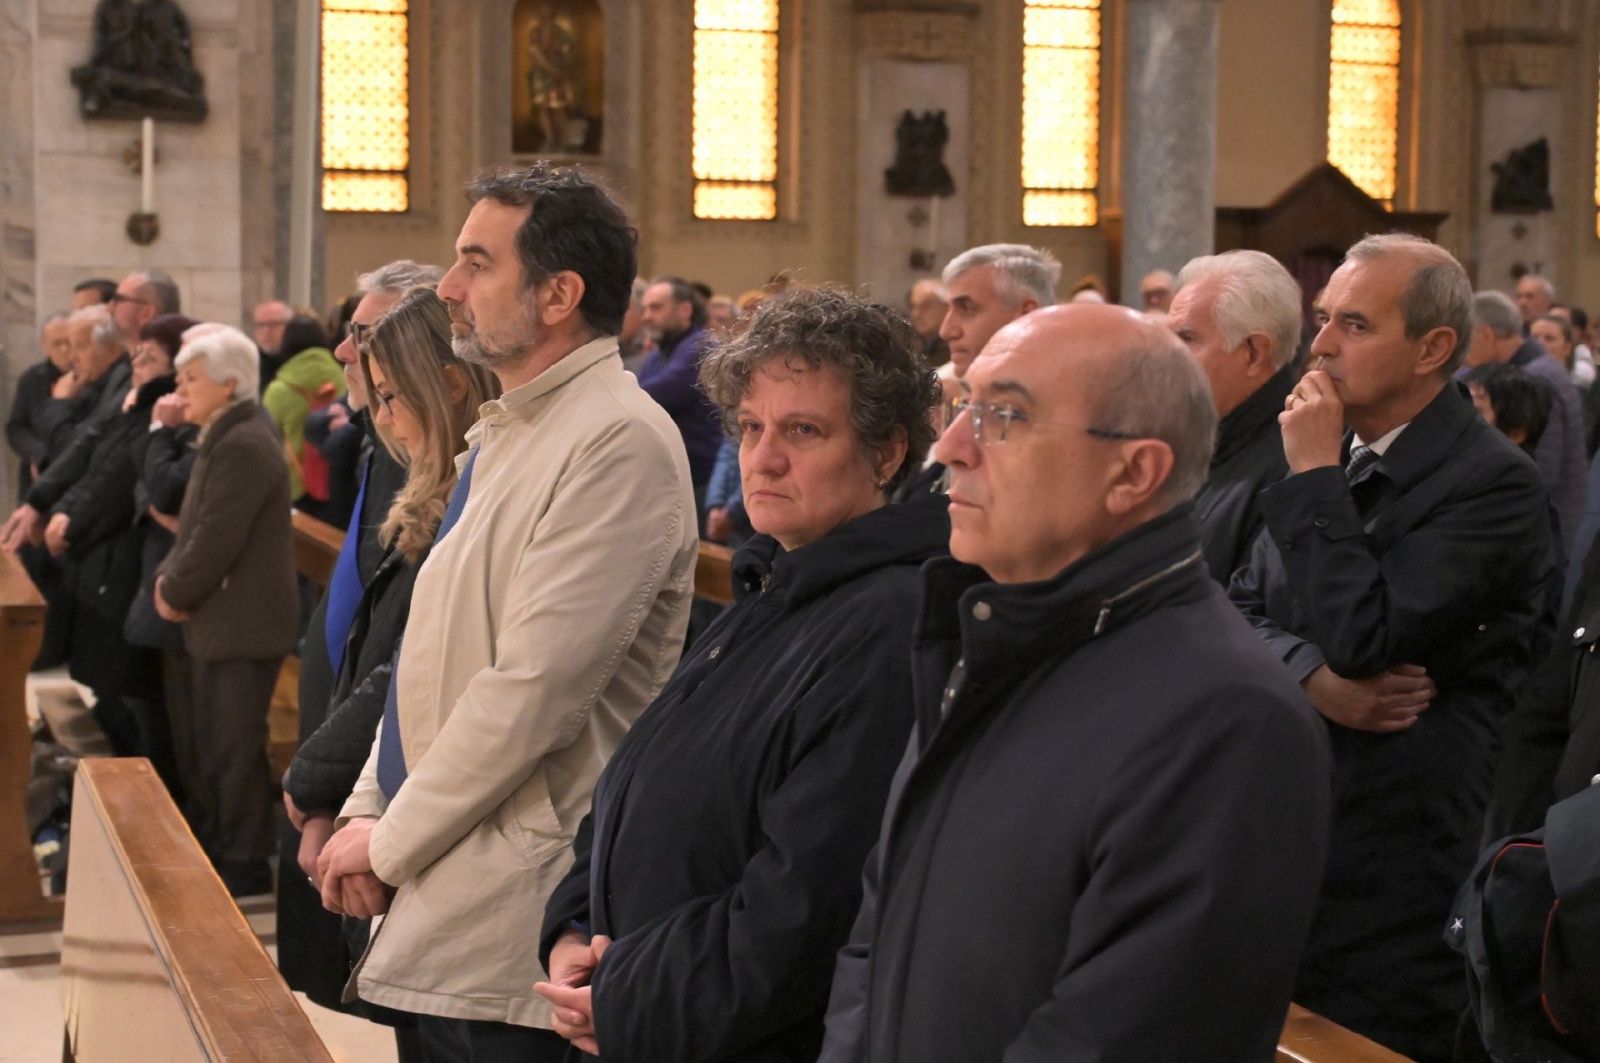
[{"xmin": 503, "ymin": 770, "xmax": 567, "ymax": 868}]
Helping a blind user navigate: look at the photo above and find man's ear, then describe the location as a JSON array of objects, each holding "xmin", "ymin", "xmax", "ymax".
[
  {"xmin": 440, "ymin": 363, "xmax": 469, "ymax": 404},
  {"xmin": 1242, "ymin": 333, "xmax": 1274, "ymax": 376},
  {"xmin": 1105, "ymin": 439, "xmax": 1175, "ymax": 518},
  {"xmin": 1414, "ymin": 325, "xmax": 1459, "ymax": 376},
  {"xmin": 539, "ymin": 271, "xmax": 588, "ymax": 329}
]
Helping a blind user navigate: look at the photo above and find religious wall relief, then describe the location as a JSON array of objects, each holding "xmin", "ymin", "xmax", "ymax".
[
  {"xmin": 512, "ymin": 0, "xmax": 604, "ymax": 156},
  {"xmin": 71, "ymin": 0, "xmax": 208, "ymax": 122}
]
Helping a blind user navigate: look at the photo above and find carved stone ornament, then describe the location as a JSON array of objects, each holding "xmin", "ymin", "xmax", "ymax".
[
  {"xmin": 1491, "ymin": 138, "xmax": 1555, "ymax": 215},
  {"xmin": 885, "ymin": 110, "xmax": 955, "ymax": 197},
  {"xmin": 71, "ymin": 0, "xmax": 209, "ymax": 123}
]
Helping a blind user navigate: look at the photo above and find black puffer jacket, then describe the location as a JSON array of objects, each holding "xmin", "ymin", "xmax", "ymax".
[
  {"xmin": 284, "ymin": 540, "xmax": 426, "ymax": 815},
  {"xmin": 540, "ymin": 490, "xmax": 950, "ymax": 1063}
]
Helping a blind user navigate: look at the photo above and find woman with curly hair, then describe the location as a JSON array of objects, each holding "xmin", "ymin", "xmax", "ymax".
[
  {"xmin": 279, "ymin": 286, "xmax": 497, "ymax": 1031},
  {"xmin": 537, "ymin": 286, "xmax": 948, "ymax": 1061}
]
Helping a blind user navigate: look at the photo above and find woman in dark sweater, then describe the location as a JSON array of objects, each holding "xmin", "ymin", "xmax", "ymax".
[
  {"xmin": 277, "ymin": 287, "xmax": 496, "ymax": 1027},
  {"xmin": 537, "ymin": 287, "xmax": 947, "ymax": 1062}
]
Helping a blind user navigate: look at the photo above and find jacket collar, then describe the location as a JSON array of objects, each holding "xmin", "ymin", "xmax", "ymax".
[
  {"xmin": 731, "ymin": 487, "xmax": 951, "ymax": 608},
  {"xmin": 199, "ymin": 399, "xmax": 260, "ymax": 451},
  {"xmin": 1213, "ymin": 363, "xmax": 1294, "ymax": 468},
  {"xmin": 470, "ymin": 335, "xmax": 620, "ymax": 434},
  {"xmin": 133, "ymin": 373, "xmax": 176, "ymax": 409},
  {"xmin": 659, "ymin": 326, "xmax": 706, "ymax": 361},
  {"xmin": 917, "ymin": 504, "xmax": 1210, "ymax": 676},
  {"xmin": 1347, "ymin": 380, "xmax": 1478, "ymax": 493}
]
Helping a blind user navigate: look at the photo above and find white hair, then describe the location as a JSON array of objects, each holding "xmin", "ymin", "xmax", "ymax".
[
  {"xmin": 357, "ymin": 259, "xmax": 444, "ymax": 298},
  {"xmin": 1521, "ymin": 274, "xmax": 1556, "ymax": 299},
  {"xmin": 943, "ymin": 244, "xmax": 1062, "ymax": 309},
  {"xmin": 1473, "ymin": 290, "xmax": 1522, "ymax": 339},
  {"xmin": 1175, "ymin": 250, "xmax": 1303, "ymax": 370},
  {"xmin": 176, "ymin": 325, "xmax": 260, "ymax": 404},
  {"xmin": 69, "ymin": 304, "xmax": 120, "ymax": 350}
]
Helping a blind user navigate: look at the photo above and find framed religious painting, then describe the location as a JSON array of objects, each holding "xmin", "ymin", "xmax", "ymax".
[{"xmin": 511, "ymin": 0, "xmax": 604, "ymax": 157}]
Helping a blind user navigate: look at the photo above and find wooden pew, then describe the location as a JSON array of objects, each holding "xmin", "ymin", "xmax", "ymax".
[
  {"xmin": 0, "ymin": 549, "xmax": 60, "ymax": 925},
  {"xmin": 60, "ymin": 758, "xmax": 334, "ymax": 1062},
  {"xmin": 1278, "ymin": 1003, "xmax": 1412, "ymax": 1062},
  {"xmin": 695, "ymin": 542, "xmax": 735, "ymax": 605},
  {"xmin": 290, "ymin": 508, "xmax": 344, "ymax": 596}
]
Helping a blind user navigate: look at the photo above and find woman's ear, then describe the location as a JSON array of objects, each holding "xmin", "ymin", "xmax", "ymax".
[
  {"xmin": 875, "ymin": 425, "xmax": 910, "ymax": 489},
  {"xmin": 441, "ymin": 364, "xmax": 469, "ymax": 404}
]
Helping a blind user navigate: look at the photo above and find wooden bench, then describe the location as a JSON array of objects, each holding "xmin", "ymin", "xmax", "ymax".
[
  {"xmin": 0, "ymin": 549, "xmax": 61, "ymax": 925},
  {"xmin": 60, "ymin": 757, "xmax": 334, "ymax": 1062},
  {"xmin": 290, "ymin": 509, "xmax": 344, "ymax": 596},
  {"xmin": 1278, "ymin": 1003, "xmax": 1412, "ymax": 1061}
]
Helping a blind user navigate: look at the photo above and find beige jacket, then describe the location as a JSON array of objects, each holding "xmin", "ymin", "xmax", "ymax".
[{"xmin": 339, "ymin": 336, "xmax": 697, "ymax": 1027}]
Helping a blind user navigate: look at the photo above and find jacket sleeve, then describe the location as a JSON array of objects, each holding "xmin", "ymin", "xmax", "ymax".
[
  {"xmin": 25, "ymin": 419, "xmax": 102, "ymax": 512},
  {"xmin": 5, "ymin": 370, "xmax": 45, "ymax": 466},
  {"xmin": 1254, "ymin": 462, "xmax": 1549, "ymax": 679},
  {"xmin": 1226, "ymin": 529, "xmax": 1327, "ymax": 682},
  {"xmin": 155, "ymin": 436, "xmax": 282, "ymax": 611},
  {"xmin": 705, "ymin": 438, "xmax": 741, "ymax": 511},
  {"xmin": 34, "ymin": 396, "xmax": 88, "ymax": 468},
  {"xmin": 538, "ymin": 812, "xmax": 596, "ymax": 966},
  {"xmin": 636, "ymin": 342, "xmax": 708, "ymax": 420},
  {"xmin": 588, "ymin": 633, "xmax": 916, "ymax": 1062},
  {"xmin": 1000, "ymin": 682, "xmax": 1330, "ymax": 1063},
  {"xmin": 142, "ymin": 427, "xmax": 197, "ymax": 515},
  {"xmin": 817, "ymin": 844, "xmax": 886, "ymax": 1063},
  {"xmin": 286, "ymin": 658, "xmax": 394, "ymax": 816},
  {"xmin": 59, "ymin": 444, "xmax": 137, "ymax": 555},
  {"xmin": 364, "ymin": 420, "xmax": 691, "ymax": 886},
  {"xmin": 1483, "ymin": 638, "xmax": 1572, "ymax": 841}
]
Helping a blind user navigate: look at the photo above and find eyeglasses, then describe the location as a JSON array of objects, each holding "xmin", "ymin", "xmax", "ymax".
[
  {"xmin": 350, "ymin": 321, "xmax": 373, "ymax": 352},
  {"xmin": 372, "ymin": 388, "xmax": 399, "ymax": 417},
  {"xmin": 949, "ymin": 397, "xmax": 1142, "ymax": 447}
]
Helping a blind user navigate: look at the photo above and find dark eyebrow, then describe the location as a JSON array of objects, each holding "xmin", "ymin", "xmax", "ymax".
[
  {"xmin": 985, "ymin": 379, "xmax": 1035, "ymax": 403},
  {"xmin": 458, "ymin": 243, "xmax": 494, "ymax": 260},
  {"xmin": 1333, "ymin": 309, "xmax": 1371, "ymax": 328}
]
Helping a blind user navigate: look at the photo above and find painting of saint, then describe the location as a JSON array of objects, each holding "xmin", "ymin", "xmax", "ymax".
[{"xmin": 512, "ymin": 0, "xmax": 604, "ymax": 156}]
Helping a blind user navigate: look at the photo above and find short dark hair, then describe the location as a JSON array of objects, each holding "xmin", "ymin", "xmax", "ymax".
[
  {"xmin": 1464, "ymin": 364, "xmax": 1553, "ymax": 456},
  {"xmin": 465, "ymin": 163, "xmax": 638, "ymax": 336},
  {"xmin": 279, "ymin": 313, "xmax": 332, "ymax": 359},
  {"xmin": 74, "ymin": 278, "xmax": 117, "ymax": 304},
  {"xmin": 139, "ymin": 314, "xmax": 199, "ymax": 359},
  {"xmin": 651, "ymin": 276, "xmax": 709, "ymax": 331},
  {"xmin": 700, "ymin": 286, "xmax": 941, "ymax": 494},
  {"xmin": 136, "ymin": 270, "xmax": 182, "ymax": 314}
]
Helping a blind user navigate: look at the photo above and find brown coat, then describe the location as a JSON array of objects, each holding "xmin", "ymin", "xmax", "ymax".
[{"xmin": 157, "ymin": 400, "xmax": 297, "ymax": 661}]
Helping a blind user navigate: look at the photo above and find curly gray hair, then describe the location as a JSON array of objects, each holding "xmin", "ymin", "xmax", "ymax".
[{"xmin": 699, "ymin": 287, "xmax": 941, "ymax": 494}]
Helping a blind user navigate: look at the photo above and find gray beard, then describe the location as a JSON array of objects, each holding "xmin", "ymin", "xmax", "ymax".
[{"xmin": 451, "ymin": 332, "xmax": 521, "ymax": 368}]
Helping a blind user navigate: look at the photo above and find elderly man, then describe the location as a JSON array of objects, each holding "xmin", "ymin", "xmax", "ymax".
[
  {"xmin": 1229, "ymin": 235, "xmax": 1552, "ymax": 1062},
  {"xmin": 252, "ymin": 299, "xmax": 294, "ymax": 387},
  {"xmin": 277, "ymin": 259, "xmax": 441, "ymax": 1019},
  {"xmin": 6, "ymin": 313, "xmax": 72, "ymax": 501},
  {"xmin": 315, "ymin": 164, "xmax": 696, "ymax": 1061},
  {"xmin": 908, "ymin": 277, "xmax": 950, "ymax": 365},
  {"xmin": 938, "ymin": 243, "xmax": 1060, "ymax": 377},
  {"xmin": 1516, "ymin": 273, "xmax": 1556, "ymax": 329},
  {"xmin": 637, "ymin": 275, "xmax": 722, "ymax": 494},
  {"xmin": 821, "ymin": 304, "xmax": 1331, "ymax": 1063},
  {"xmin": 1168, "ymin": 250, "xmax": 1303, "ymax": 582},
  {"xmin": 1464, "ymin": 289, "xmax": 1586, "ymax": 557},
  {"xmin": 1139, "ymin": 268, "xmax": 1176, "ymax": 313}
]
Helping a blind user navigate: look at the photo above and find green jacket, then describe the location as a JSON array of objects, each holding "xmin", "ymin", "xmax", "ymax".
[{"xmin": 262, "ymin": 346, "xmax": 346, "ymax": 501}]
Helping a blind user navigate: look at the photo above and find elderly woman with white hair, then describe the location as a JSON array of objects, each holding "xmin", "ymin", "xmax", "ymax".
[{"xmin": 154, "ymin": 324, "xmax": 297, "ymax": 897}]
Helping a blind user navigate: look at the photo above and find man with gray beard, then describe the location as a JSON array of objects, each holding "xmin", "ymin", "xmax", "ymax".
[{"xmin": 314, "ymin": 164, "xmax": 697, "ymax": 1063}]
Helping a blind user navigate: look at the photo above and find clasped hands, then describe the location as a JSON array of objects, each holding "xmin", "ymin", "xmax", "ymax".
[
  {"xmin": 1280, "ymin": 369, "xmax": 1346, "ymax": 475},
  {"xmin": 534, "ymin": 931, "xmax": 613, "ymax": 1056},
  {"xmin": 313, "ymin": 816, "xmax": 395, "ymax": 920}
]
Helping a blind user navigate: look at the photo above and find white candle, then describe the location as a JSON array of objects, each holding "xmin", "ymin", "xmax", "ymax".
[{"xmin": 140, "ymin": 117, "xmax": 154, "ymax": 213}]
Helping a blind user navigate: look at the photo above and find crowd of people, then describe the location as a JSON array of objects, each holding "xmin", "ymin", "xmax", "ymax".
[{"xmin": 6, "ymin": 160, "xmax": 1600, "ymax": 1063}]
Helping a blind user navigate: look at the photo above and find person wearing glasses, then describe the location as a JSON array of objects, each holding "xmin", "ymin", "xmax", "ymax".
[
  {"xmin": 536, "ymin": 287, "xmax": 948, "ymax": 1062},
  {"xmin": 820, "ymin": 303, "xmax": 1331, "ymax": 1063}
]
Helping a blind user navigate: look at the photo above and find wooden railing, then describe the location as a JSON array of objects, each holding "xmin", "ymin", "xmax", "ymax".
[
  {"xmin": 290, "ymin": 509, "xmax": 344, "ymax": 596},
  {"xmin": 0, "ymin": 549, "xmax": 60, "ymax": 925},
  {"xmin": 61, "ymin": 758, "xmax": 334, "ymax": 1062},
  {"xmin": 695, "ymin": 541, "xmax": 735, "ymax": 605},
  {"xmin": 1278, "ymin": 1004, "xmax": 1412, "ymax": 1061}
]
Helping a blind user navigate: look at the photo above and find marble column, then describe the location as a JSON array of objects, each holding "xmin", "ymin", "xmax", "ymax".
[{"xmin": 1120, "ymin": 0, "xmax": 1221, "ymax": 303}]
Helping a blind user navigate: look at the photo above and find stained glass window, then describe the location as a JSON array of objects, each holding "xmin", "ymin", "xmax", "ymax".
[
  {"xmin": 1022, "ymin": 0, "xmax": 1101, "ymax": 227},
  {"xmin": 692, "ymin": 0, "xmax": 779, "ymax": 220},
  {"xmin": 322, "ymin": 0, "xmax": 410, "ymax": 213},
  {"xmin": 1327, "ymin": 0, "xmax": 1400, "ymax": 207}
]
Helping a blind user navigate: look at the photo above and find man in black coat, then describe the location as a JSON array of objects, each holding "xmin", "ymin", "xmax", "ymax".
[
  {"xmin": 1228, "ymin": 234, "xmax": 1552, "ymax": 1062},
  {"xmin": 1167, "ymin": 249, "xmax": 1303, "ymax": 583},
  {"xmin": 5, "ymin": 313, "xmax": 71, "ymax": 502},
  {"xmin": 821, "ymin": 304, "xmax": 1331, "ymax": 1063}
]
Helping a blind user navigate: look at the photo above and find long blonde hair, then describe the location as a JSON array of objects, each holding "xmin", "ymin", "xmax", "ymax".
[{"xmin": 360, "ymin": 287, "xmax": 499, "ymax": 561}]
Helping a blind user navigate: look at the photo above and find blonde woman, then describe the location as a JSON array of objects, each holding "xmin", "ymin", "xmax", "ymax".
[{"xmin": 279, "ymin": 287, "xmax": 497, "ymax": 1033}]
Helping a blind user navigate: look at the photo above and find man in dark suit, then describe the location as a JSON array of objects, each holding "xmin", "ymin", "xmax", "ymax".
[
  {"xmin": 1167, "ymin": 249, "xmax": 1302, "ymax": 583},
  {"xmin": 1229, "ymin": 234, "xmax": 1553, "ymax": 1063},
  {"xmin": 821, "ymin": 304, "xmax": 1331, "ymax": 1063}
]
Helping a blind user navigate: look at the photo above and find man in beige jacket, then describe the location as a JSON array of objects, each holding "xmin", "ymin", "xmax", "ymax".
[{"xmin": 317, "ymin": 163, "xmax": 698, "ymax": 1062}]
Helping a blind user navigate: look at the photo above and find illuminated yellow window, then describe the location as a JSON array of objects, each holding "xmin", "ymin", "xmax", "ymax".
[
  {"xmin": 1327, "ymin": 0, "xmax": 1400, "ymax": 207},
  {"xmin": 322, "ymin": 0, "xmax": 410, "ymax": 213},
  {"xmin": 1022, "ymin": 0, "xmax": 1101, "ymax": 227},
  {"xmin": 692, "ymin": 0, "xmax": 779, "ymax": 220}
]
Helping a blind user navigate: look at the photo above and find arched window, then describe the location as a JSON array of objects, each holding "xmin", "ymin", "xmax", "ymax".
[
  {"xmin": 692, "ymin": 0, "xmax": 780, "ymax": 220},
  {"xmin": 321, "ymin": 0, "xmax": 411, "ymax": 213},
  {"xmin": 1021, "ymin": 0, "xmax": 1101, "ymax": 228},
  {"xmin": 1327, "ymin": 0, "xmax": 1401, "ymax": 207}
]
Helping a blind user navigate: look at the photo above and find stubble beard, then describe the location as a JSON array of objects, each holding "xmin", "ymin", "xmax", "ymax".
[{"xmin": 451, "ymin": 301, "xmax": 542, "ymax": 369}]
